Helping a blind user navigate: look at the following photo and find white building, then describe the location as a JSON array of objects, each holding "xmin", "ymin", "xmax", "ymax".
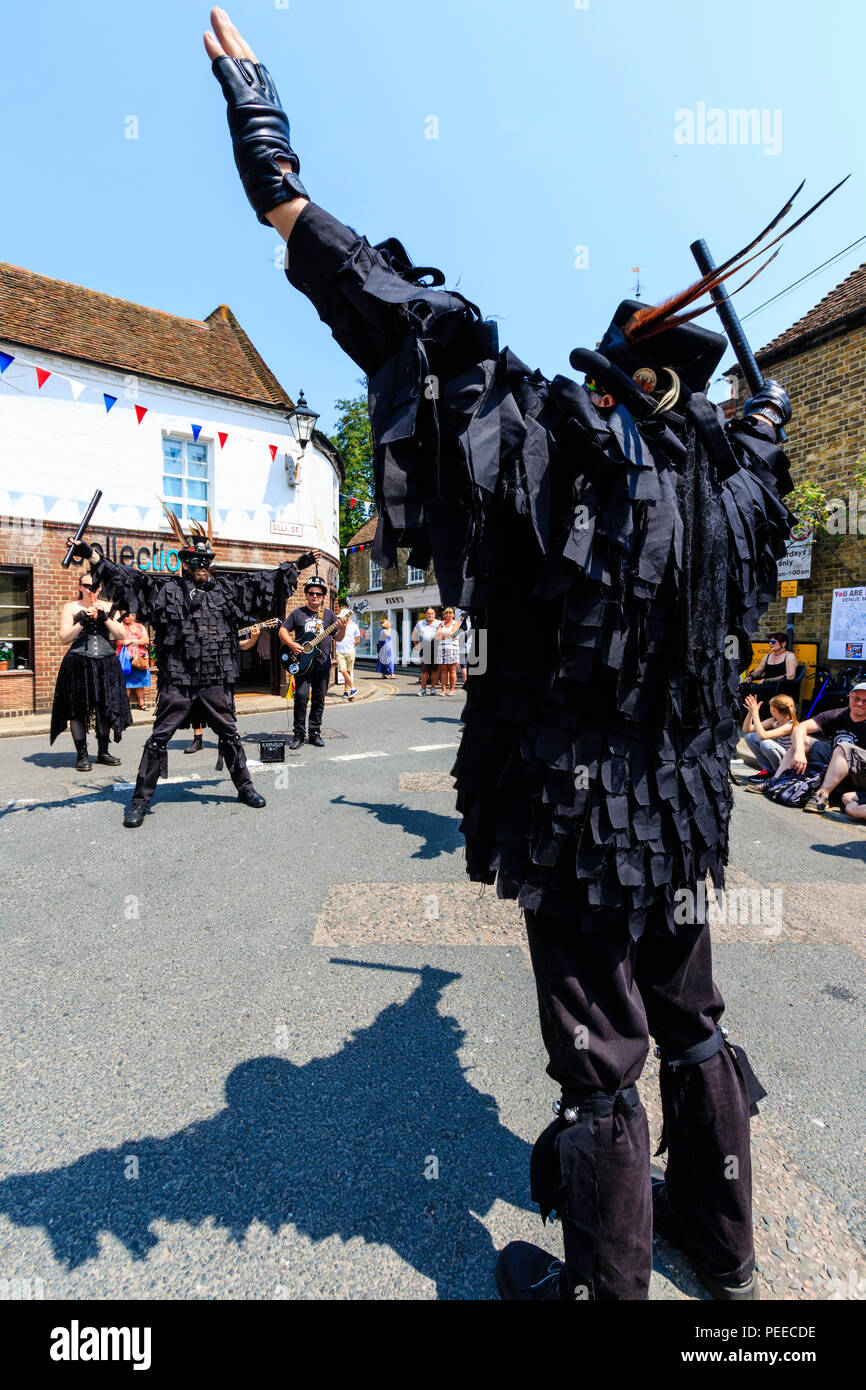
[{"xmin": 0, "ymin": 260, "xmax": 341, "ymax": 714}]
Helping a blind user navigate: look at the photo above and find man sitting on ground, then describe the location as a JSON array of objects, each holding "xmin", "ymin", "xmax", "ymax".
[{"xmin": 765, "ymin": 684, "xmax": 866, "ymax": 816}]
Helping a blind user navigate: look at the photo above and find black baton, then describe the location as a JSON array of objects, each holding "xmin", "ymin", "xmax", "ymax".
[
  {"xmin": 62, "ymin": 489, "xmax": 102, "ymax": 568},
  {"xmin": 690, "ymin": 239, "xmax": 785, "ymax": 439}
]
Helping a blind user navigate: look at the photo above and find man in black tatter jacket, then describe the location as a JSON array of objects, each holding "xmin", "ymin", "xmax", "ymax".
[
  {"xmin": 203, "ymin": 9, "xmax": 804, "ymax": 1300},
  {"xmin": 69, "ymin": 518, "xmax": 317, "ymax": 827}
]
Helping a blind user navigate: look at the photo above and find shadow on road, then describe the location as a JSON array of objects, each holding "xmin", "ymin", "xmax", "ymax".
[
  {"xmin": 331, "ymin": 794, "xmax": 463, "ymax": 859},
  {"xmin": 809, "ymin": 839, "xmax": 866, "ymax": 863},
  {"xmin": 0, "ymin": 779, "xmax": 266, "ymax": 823},
  {"xmin": 0, "ymin": 964, "xmax": 532, "ymax": 1299}
]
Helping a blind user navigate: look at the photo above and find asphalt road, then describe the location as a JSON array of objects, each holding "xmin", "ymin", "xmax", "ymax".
[{"xmin": 0, "ymin": 685, "xmax": 863, "ymax": 1300}]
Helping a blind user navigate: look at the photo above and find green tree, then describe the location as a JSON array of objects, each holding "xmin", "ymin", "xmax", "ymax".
[{"xmin": 329, "ymin": 392, "xmax": 376, "ymax": 598}]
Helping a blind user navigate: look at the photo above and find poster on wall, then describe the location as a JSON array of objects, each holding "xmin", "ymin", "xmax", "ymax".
[
  {"xmin": 828, "ymin": 586, "xmax": 866, "ymax": 661},
  {"xmin": 776, "ymin": 531, "xmax": 814, "ymax": 582}
]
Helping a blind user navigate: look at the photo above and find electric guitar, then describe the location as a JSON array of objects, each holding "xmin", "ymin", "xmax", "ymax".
[
  {"xmin": 280, "ymin": 601, "xmax": 369, "ymax": 678},
  {"xmin": 237, "ymin": 617, "xmax": 282, "ymax": 640}
]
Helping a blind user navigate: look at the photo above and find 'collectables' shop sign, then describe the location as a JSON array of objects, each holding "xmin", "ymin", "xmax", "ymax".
[{"xmin": 90, "ymin": 535, "xmax": 182, "ymax": 572}]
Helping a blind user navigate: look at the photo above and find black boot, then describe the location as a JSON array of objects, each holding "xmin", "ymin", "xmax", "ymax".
[
  {"xmin": 288, "ymin": 734, "xmax": 305, "ymax": 751},
  {"xmin": 96, "ymin": 735, "xmax": 121, "ymax": 767},
  {"xmin": 184, "ymin": 735, "xmax": 204, "ymax": 754},
  {"xmin": 123, "ymin": 800, "xmax": 148, "ymax": 828},
  {"xmin": 309, "ymin": 733, "xmax": 325, "ymax": 748},
  {"xmin": 655, "ymin": 1034, "xmax": 764, "ymax": 1297},
  {"xmin": 238, "ymin": 786, "xmax": 266, "ymax": 808},
  {"xmin": 495, "ymin": 1243, "xmax": 564, "ymax": 1301},
  {"xmin": 651, "ymin": 1169, "xmax": 759, "ymax": 1300},
  {"xmin": 73, "ymin": 738, "xmax": 91, "ymax": 772}
]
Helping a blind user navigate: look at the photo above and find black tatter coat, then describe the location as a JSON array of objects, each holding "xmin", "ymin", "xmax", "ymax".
[
  {"xmin": 91, "ymin": 553, "xmax": 316, "ymax": 691},
  {"xmin": 285, "ymin": 203, "xmax": 795, "ymax": 938}
]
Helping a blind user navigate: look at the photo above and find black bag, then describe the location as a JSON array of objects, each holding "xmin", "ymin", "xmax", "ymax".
[
  {"xmin": 763, "ymin": 768, "xmax": 821, "ymax": 808},
  {"xmin": 259, "ymin": 738, "xmax": 286, "ymax": 763}
]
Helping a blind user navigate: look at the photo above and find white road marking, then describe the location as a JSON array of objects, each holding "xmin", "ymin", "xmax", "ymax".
[
  {"xmin": 409, "ymin": 743, "xmax": 459, "ymax": 752},
  {"xmin": 328, "ymin": 751, "xmax": 389, "ymax": 762}
]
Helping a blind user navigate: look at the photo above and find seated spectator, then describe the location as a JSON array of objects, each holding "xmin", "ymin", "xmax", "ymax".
[
  {"xmin": 765, "ymin": 683, "xmax": 866, "ymax": 815},
  {"xmin": 740, "ymin": 632, "xmax": 798, "ymax": 719},
  {"xmin": 742, "ymin": 693, "xmax": 804, "ymax": 790}
]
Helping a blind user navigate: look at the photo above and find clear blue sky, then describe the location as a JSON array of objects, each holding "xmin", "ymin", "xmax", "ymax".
[{"xmin": 1, "ymin": 0, "xmax": 862, "ymax": 432}]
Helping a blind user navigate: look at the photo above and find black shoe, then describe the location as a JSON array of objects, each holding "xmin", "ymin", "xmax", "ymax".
[
  {"xmin": 238, "ymin": 787, "xmax": 266, "ymax": 808},
  {"xmin": 288, "ymin": 735, "xmax": 304, "ymax": 751},
  {"xmin": 75, "ymin": 750, "xmax": 92, "ymax": 772},
  {"xmin": 184, "ymin": 736, "xmax": 204, "ymax": 754},
  {"xmin": 96, "ymin": 743, "xmax": 121, "ymax": 766},
  {"xmin": 495, "ymin": 1242, "xmax": 564, "ymax": 1301},
  {"xmin": 123, "ymin": 800, "xmax": 148, "ymax": 828},
  {"xmin": 309, "ymin": 734, "xmax": 325, "ymax": 748},
  {"xmin": 651, "ymin": 1170, "xmax": 759, "ymax": 1300}
]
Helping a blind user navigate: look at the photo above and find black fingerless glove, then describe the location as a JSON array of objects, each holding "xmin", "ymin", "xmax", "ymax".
[
  {"xmin": 70, "ymin": 540, "xmax": 93, "ymax": 560},
  {"xmin": 75, "ymin": 609, "xmax": 95, "ymax": 629},
  {"xmin": 743, "ymin": 379, "xmax": 792, "ymax": 431},
  {"xmin": 211, "ymin": 57, "xmax": 308, "ymax": 225}
]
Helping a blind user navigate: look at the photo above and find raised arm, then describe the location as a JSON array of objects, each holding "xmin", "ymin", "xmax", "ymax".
[{"xmin": 204, "ymin": 10, "xmax": 483, "ymax": 379}]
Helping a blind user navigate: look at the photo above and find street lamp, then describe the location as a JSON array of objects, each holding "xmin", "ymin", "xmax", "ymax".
[{"xmin": 287, "ymin": 389, "xmax": 319, "ymax": 453}]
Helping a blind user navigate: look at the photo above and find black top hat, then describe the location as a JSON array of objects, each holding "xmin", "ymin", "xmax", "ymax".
[{"xmin": 571, "ymin": 300, "xmax": 726, "ymax": 397}]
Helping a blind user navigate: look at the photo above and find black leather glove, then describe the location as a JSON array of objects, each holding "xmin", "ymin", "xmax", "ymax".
[
  {"xmin": 211, "ymin": 58, "xmax": 308, "ymax": 225},
  {"xmin": 743, "ymin": 379, "xmax": 792, "ymax": 431},
  {"xmin": 74, "ymin": 608, "xmax": 95, "ymax": 629}
]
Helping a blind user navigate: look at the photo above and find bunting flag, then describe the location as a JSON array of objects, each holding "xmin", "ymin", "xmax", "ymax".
[
  {"xmin": 218, "ymin": 431, "xmax": 228, "ymax": 449},
  {"xmin": 35, "ymin": 368, "xmax": 51, "ymax": 389},
  {"xmin": 191, "ymin": 424, "xmax": 202, "ymax": 443},
  {"xmin": 349, "ymin": 497, "xmax": 356, "ymax": 508},
  {"xmin": 134, "ymin": 405, "xmax": 148, "ymax": 424},
  {"xmin": 0, "ymin": 351, "xmax": 13, "ymax": 373},
  {"xmin": 68, "ymin": 379, "xmax": 87, "ymax": 401},
  {"xmin": 103, "ymin": 394, "xmax": 117, "ymax": 413},
  {"xmin": 269, "ymin": 444, "xmax": 278, "ymax": 462}
]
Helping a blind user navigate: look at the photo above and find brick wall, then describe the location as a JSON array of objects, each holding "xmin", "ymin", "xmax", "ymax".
[
  {"xmin": 0, "ymin": 520, "xmax": 323, "ymax": 717},
  {"xmin": 729, "ymin": 321, "xmax": 866, "ymax": 657}
]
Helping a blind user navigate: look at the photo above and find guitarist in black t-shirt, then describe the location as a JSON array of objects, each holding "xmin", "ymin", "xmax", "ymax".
[{"xmin": 281, "ymin": 577, "xmax": 348, "ymax": 748}]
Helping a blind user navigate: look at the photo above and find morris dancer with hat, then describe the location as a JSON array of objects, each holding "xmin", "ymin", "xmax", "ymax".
[
  {"xmin": 68, "ymin": 504, "xmax": 318, "ymax": 827},
  {"xmin": 202, "ymin": 8, "xmax": 848, "ymax": 1299}
]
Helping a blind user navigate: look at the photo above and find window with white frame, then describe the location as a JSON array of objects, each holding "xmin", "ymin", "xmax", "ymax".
[
  {"xmin": 369, "ymin": 558, "xmax": 383, "ymax": 591},
  {"xmin": 162, "ymin": 436, "xmax": 210, "ymax": 522},
  {"xmin": 407, "ymin": 565, "xmax": 426, "ymax": 585}
]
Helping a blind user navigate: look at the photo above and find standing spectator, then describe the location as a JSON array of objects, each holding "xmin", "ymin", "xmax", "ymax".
[
  {"xmin": 377, "ymin": 618, "xmax": 398, "ymax": 679},
  {"xmin": 741, "ymin": 693, "xmax": 803, "ymax": 789},
  {"xmin": 119, "ymin": 610, "xmax": 151, "ymax": 712},
  {"xmin": 456, "ymin": 611, "xmax": 471, "ymax": 687},
  {"xmin": 336, "ymin": 607, "xmax": 361, "ymax": 699},
  {"xmin": 412, "ymin": 607, "xmax": 441, "ymax": 696},
  {"xmin": 437, "ymin": 607, "xmax": 461, "ymax": 696}
]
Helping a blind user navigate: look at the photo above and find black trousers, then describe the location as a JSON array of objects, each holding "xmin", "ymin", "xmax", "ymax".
[
  {"xmin": 132, "ymin": 683, "xmax": 253, "ymax": 804},
  {"xmin": 525, "ymin": 908, "xmax": 764, "ymax": 1300},
  {"xmin": 292, "ymin": 659, "xmax": 331, "ymax": 740}
]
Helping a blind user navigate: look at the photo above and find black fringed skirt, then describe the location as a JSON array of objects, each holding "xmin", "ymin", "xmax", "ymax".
[{"xmin": 49, "ymin": 651, "xmax": 133, "ymax": 745}]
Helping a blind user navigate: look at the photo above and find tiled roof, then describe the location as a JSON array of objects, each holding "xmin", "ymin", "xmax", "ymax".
[
  {"xmin": 754, "ymin": 262, "xmax": 866, "ymax": 360},
  {"xmin": 0, "ymin": 261, "xmax": 293, "ymax": 411},
  {"xmin": 345, "ymin": 515, "xmax": 377, "ymax": 547}
]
